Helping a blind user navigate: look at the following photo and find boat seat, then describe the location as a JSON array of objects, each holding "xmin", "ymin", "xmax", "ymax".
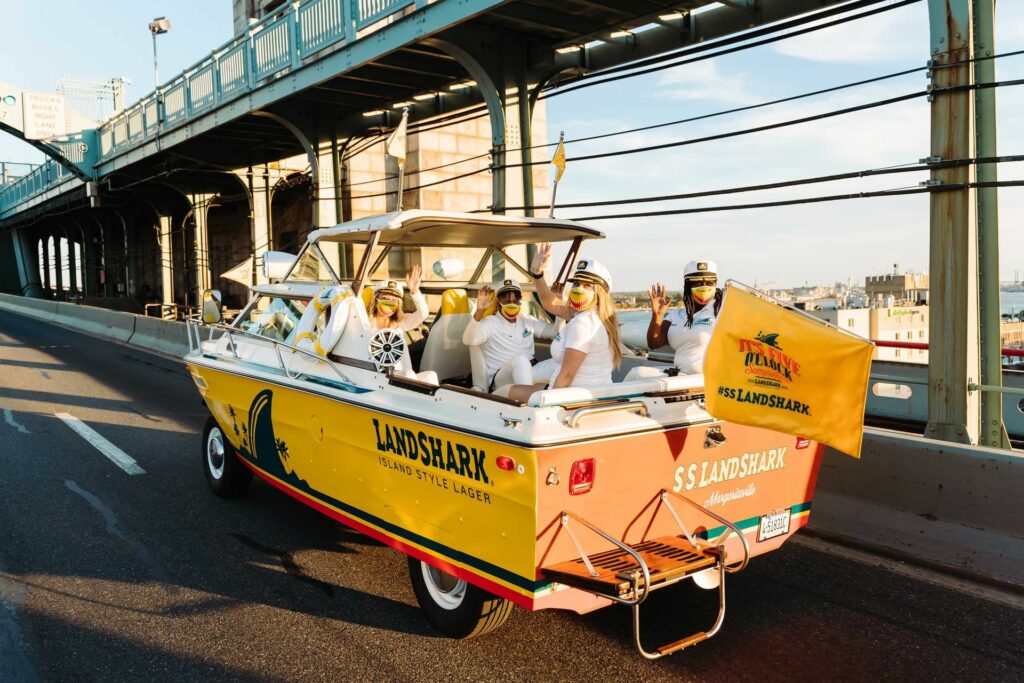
[
  {"xmin": 528, "ymin": 374, "xmax": 705, "ymax": 407},
  {"xmin": 419, "ymin": 289, "xmax": 490, "ymax": 385}
]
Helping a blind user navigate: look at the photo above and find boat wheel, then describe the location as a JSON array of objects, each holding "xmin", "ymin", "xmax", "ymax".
[
  {"xmin": 202, "ymin": 416, "xmax": 253, "ymax": 498},
  {"xmin": 407, "ymin": 556, "xmax": 514, "ymax": 639},
  {"xmin": 369, "ymin": 328, "xmax": 406, "ymax": 369}
]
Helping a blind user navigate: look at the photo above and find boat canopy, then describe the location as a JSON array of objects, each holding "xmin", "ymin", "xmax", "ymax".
[{"xmin": 306, "ymin": 210, "xmax": 603, "ymax": 248}]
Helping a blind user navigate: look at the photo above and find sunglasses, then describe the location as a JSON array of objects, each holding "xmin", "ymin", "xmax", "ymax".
[{"xmin": 688, "ymin": 278, "xmax": 717, "ymax": 287}]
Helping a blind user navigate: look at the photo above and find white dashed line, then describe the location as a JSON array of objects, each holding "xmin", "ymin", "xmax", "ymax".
[
  {"xmin": 55, "ymin": 412, "xmax": 145, "ymax": 476},
  {"xmin": 2, "ymin": 409, "xmax": 29, "ymax": 435}
]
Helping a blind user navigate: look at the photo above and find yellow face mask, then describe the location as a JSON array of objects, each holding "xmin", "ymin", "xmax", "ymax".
[
  {"xmin": 568, "ymin": 286, "xmax": 596, "ymax": 311},
  {"xmin": 692, "ymin": 285, "xmax": 716, "ymax": 305},
  {"xmin": 500, "ymin": 303, "xmax": 521, "ymax": 320},
  {"xmin": 376, "ymin": 298, "xmax": 399, "ymax": 315}
]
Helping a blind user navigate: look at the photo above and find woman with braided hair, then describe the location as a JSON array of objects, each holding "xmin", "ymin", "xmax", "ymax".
[{"xmin": 625, "ymin": 260, "xmax": 723, "ymax": 380}]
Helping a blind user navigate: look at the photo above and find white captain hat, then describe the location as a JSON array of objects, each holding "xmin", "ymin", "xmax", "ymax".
[
  {"xmin": 496, "ymin": 279, "xmax": 522, "ymax": 297},
  {"xmin": 569, "ymin": 258, "xmax": 613, "ymax": 292},
  {"xmin": 684, "ymin": 260, "xmax": 718, "ymax": 279},
  {"xmin": 373, "ymin": 279, "xmax": 404, "ymax": 298}
]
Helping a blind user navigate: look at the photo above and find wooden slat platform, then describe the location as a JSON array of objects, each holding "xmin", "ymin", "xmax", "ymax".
[{"xmin": 542, "ymin": 536, "xmax": 718, "ymax": 597}]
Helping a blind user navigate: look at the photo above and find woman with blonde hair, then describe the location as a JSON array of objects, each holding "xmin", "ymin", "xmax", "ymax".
[
  {"xmin": 507, "ymin": 243, "xmax": 620, "ymax": 402},
  {"xmin": 367, "ymin": 265, "xmax": 437, "ymax": 383}
]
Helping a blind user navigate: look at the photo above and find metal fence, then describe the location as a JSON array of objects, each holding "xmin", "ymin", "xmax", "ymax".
[{"xmin": 0, "ymin": 0, "xmax": 424, "ymax": 214}]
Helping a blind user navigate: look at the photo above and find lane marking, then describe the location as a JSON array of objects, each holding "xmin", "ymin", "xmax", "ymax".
[
  {"xmin": 3, "ymin": 409, "xmax": 30, "ymax": 435},
  {"xmin": 55, "ymin": 413, "xmax": 145, "ymax": 476}
]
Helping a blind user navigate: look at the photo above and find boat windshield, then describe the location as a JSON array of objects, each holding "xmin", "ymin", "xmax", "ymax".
[{"xmin": 288, "ymin": 246, "xmax": 339, "ymax": 284}]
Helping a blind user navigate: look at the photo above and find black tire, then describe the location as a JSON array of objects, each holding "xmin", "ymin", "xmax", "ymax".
[
  {"xmin": 407, "ymin": 556, "xmax": 513, "ymax": 638},
  {"xmin": 202, "ymin": 416, "xmax": 252, "ymax": 498}
]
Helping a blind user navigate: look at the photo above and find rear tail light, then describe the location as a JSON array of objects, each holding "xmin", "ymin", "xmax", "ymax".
[
  {"xmin": 496, "ymin": 456, "xmax": 515, "ymax": 471},
  {"xmin": 568, "ymin": 458, "xmax": 596, "ymax": 495},
  {"xmin": 795, "ymin": 436, "xmax": 810, "ymax": 449}
]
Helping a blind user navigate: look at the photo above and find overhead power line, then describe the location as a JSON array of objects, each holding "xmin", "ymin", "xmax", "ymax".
[{"xmin": 572, "ymin": 180, "xmax": 1024, "ymax": 222}]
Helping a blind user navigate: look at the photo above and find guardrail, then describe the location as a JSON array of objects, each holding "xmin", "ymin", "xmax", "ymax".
[{"xmin": 0, "ymin": 0, "xmax": 423, "ymax": 214}]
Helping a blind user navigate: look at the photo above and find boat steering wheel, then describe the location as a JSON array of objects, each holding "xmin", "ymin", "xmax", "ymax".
[{"xmin": 369, "ymin": 328, "xmax": 406, "ymax": 370}]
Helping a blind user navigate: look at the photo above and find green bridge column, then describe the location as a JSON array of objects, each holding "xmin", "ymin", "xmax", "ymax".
[{"xmin": 925, "ymin": 0, "xmax": 980, "ymax": 444}]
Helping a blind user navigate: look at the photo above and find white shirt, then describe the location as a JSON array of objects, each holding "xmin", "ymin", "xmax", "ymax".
[
  {"xmin": 463, "ymin": 313, "xmax": 554, "ymax": 377},
  {"xmin": 549, "ymin": 308, "xmax": 614, "ymax": 387},
  {"xmin": 665, "ymin": 302, "xmax": 718, "ymax": 374}
]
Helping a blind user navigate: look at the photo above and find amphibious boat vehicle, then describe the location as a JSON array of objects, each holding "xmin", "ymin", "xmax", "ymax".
[{"xmin": 185, "ymin": 210, "xmax": 824, "ymax": 658}]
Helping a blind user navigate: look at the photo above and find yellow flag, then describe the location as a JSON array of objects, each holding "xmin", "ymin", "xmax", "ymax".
[
  {"xmin": 703, "ymin": 285, "xmax": 874, "ymax": 457},
  {"xmin": 385, "ymin": 109, "xmax": 408, "ymax": 166},
  {"xmin": 551, "ymin": 137, "xmax": 566, "ymax": 182}
]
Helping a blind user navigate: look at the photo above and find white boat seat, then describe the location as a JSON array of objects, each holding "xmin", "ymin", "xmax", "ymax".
[
  {"xmin": 528, "ymin": 374, "xmax": 705, "ymax": 407},
  {"xmin": 419, "ymin": 289, "xmax": 490, "ymax": 384}
]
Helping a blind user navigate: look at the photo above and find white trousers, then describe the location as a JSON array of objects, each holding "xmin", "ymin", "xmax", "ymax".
[
  {"xmin": 492, "ymin": 355, "xmax": 535, "ymax": 389},
  {"xmin": 623, "ymin": 365, "xmax": 671, "ymax": 382}
]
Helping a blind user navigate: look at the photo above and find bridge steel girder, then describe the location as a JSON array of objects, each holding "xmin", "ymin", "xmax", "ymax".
[
  {"xmin": 925, "ymin": 0, "xmax": 980, "ymax": 444},
  {"xmin": 972, "ymin": 0, "xmax": 1009, "ymax": 448},
  {"xmin": 92, "ymin": 0, "xmax": 510, "ymax": 180},
  {"xmin": 548, "ymin": 0, "xmax": 854, "ymax": 73},
  {"xmin": 11, "ymin": 228, "xmax": 43, "ymax": 298}
]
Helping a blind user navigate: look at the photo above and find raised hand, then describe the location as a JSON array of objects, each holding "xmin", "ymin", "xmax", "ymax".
[
  {"xmin": 406, "ymin": 264, "xmax": 422, "ymax": 294},
  {"xmin": 531, "ymin": 242, "xmax": 552, "ymax": 276},
  {"xmin": 649, "ymin": 282, "xmax": 670, "ymax": 319},
  {"xmin": 477, "ymin": 285, "xmax": 493, "ymax": 310},
  {"xmin": 474, "ymin": 285, "xmax": 494, "ymax": 320}
]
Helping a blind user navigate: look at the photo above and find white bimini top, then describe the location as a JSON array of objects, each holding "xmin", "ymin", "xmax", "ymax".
[
  {"xmin": 665, "ymin": 302, "xmax": 718, "ymax": 374},
  {"xmin": 549, "ymin": 308, "xmax": 614, "ymax": 387}
]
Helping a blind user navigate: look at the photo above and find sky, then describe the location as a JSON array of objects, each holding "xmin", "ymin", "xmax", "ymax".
[{"xmin": 1, "ymin": 0, "xmax": 1023, "ymax": 290}]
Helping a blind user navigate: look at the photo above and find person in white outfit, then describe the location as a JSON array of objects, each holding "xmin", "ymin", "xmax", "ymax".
[
  {"xmin": 462, "ymin": 279, "xmax": 561, "ymax": 391},
  {"xmin": 625, "ymin": 259, "xmax": 722, "ymax": 381},
  {"xmin": 508, "ymin": 245, "xmax": 621, "ymax": 402},
  {"xmin": 367, "ymin": 265, "xmax": 437, "ymax": 383}
]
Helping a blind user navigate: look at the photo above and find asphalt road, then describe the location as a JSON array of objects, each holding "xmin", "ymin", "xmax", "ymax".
[{"xmin": 0, "ymin": 308, "xmax": 1021, "ymax": 682}]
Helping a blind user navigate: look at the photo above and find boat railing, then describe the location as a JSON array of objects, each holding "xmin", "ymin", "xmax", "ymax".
[{"xmin": 186, "ymin": 315, "xmax": 356, "ymax": 386}]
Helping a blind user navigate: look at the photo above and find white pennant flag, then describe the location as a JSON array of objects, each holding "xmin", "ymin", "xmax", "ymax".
[{"xmin": 385, "ymin": 109, "xmax": 408, "ymax": 166}]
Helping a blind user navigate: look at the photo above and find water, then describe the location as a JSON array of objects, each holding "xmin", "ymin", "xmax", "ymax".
[
  {"xmin": 619, "ymin": 292, "xmax": 1024, "ymax": 319},
  {"xmin": 1002, "ymin": 291, "xmax": 1024, "ymax": 317}
]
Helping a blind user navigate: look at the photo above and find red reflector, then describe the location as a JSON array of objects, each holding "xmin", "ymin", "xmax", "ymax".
[
  {"xmin": 569, "ymin": 458, "xmax": 596, "ymax": 495},
  {"xmin": 496, "ymin": 456, "xmax": 515, "ymax": 471},
  {"xmin": 795, "ymin": 437, "xmax": 810, "ymax": 449}
]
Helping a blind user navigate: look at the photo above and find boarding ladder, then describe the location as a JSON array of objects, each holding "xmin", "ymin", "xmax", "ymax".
[{"xmin": 541, "ymin": 489, "xmax": 750, "ymax": 659}]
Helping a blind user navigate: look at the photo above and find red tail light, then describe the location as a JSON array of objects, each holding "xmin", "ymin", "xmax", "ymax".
[
  {"xmin": 496, "ymin": 456, "xmax": 515, "ymax": 471},
  {"xmin": 795, "ymin": 437, "xmax": 810, "ymax": 449},
  {"xmin": 569, "ymin": 458, "xmax": 596, "ymax": 495}
]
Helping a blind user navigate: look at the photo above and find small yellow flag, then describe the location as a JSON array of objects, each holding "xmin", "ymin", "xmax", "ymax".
[
  {"xmin": 551, "ymin": 136, "xmax": 566, "ymax": 182},
  {"xmin": 385, "ymin": 109, "xmax": 408, "ymax": 166},
  {"xmin": 703, "ymin": 285, "xmax": 874, "ymax": 457}
]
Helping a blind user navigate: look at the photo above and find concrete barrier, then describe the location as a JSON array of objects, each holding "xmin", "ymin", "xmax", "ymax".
[
  {"xmin": 127, "ymin": 315, "xmax": 190, "ymax": 357},
  {"xmin": 51, "ymin": 300, "xmax": 136, "ymax": 343},
  {"xmin": 811, "ymin": 429, "xmax": 1024, "ymax": 588},
  {"xmin": 0, "ymin": 292, "xmax": 59, "ymax": 320},
  {"xmin": 0, "ymin": 293, "xmax": 188, "ymax": 358}
]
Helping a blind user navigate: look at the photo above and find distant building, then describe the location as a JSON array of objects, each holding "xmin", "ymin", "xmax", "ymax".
[
  {"xmin": 810, "ymin": 305, "xmax": 928, "ymax": 363},
  {"xmin": 865, "ymin": 272, "xmax": 929, "ymax": 305}
]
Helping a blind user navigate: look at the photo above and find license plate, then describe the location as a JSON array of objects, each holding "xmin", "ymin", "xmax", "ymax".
[{"xmin": 758, "ymin": 509, "xmax": 791, "ymax": 542}]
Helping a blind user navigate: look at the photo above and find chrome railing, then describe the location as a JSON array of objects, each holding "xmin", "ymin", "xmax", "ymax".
[{"xmin": 187, "ymin": 315, "xmax": 356, "ymax": 386}]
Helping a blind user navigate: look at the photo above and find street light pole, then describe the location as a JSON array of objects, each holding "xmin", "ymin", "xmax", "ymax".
[{"xmin": 148, "ymin": 17, "xmax": 172, "ymax": 90}]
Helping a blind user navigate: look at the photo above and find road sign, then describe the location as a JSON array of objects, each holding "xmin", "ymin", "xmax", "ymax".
[{"xmin": 22, "ymin": 91, "xmax": 66, "ymax": 140}]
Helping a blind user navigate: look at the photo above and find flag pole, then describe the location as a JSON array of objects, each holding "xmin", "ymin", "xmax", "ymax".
[
  {"xmin": 386, "ymin": 108, "xmax": 409, "ymax": 211},
  {"xmin": 548, "ymin": 131, "xmax": 565, "ymax": 218}
]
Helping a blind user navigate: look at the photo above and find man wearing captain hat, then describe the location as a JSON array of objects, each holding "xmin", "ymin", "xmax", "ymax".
[{"xmin": 463, "ymin": 278, "xmax": 561, "ymax": 391}]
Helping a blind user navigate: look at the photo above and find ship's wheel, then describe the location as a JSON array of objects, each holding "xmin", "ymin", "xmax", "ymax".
[{"xmin": 369, "ymin": 328, "xmax": 406, "ymax": 370}]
